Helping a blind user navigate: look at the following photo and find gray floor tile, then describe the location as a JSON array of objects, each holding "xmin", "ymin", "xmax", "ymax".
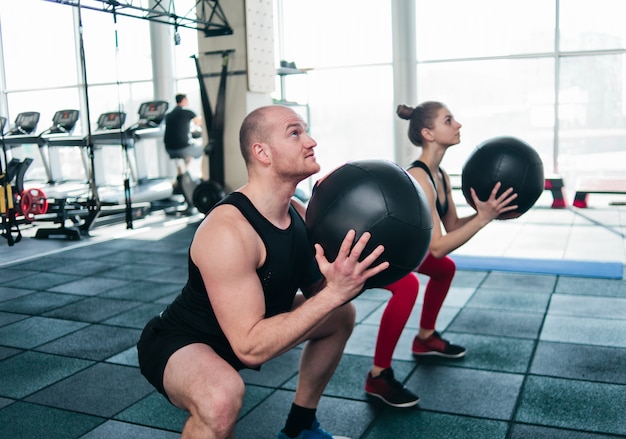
[
  {"xmin": 0, "ymin": 291, "xmax": 84, "ymax": 315},
  {"xmin": 25, "ymin": 363, "xmax": 155, "ymax": 418},
  {"xmin": 480, "ymin": 271, "xmax": 557, "ymax": 292},
  {"xmin": 510, "ymin": 423, "xmax": 621, "ymax": 439},
  {"xmin": 234, "ymin": 389, "xmax": 376, "ymax": 439},
  {"xmin": 144, "ymin": 265, "xmax": 188, "ymax": 283},
  {"xmin": 407, "ymin": 365, "xmax": 524, "ymax": 420},
  {"xmin": 43, "ymin": 297, "xmax": 143, "ymax": 323},
  {"xmin": 447, "ymin": 270, "xmax": 489, "ymax": 288},
  {"xmin": 0, "ymin": 316, "xmax": 88, "ymax": 349},
  {"xmin": 467, "ymin": 287, "xmax": 551, "ymax": 312},
  {"xmin": 6, "ymin": 258, "xmax": 70, "ymax": 273},
  {"xmin": 448, "ymin": 308, "xmax": 545, "ymax": 339},
  {"xmin": 49, "ymin": 259, "xmax": 119, "ymax": 276},
  {"xmin": 0, "ymin": 351, "xmax": 93, "ymax": 398},
  {"xmin": 0, "ymin": 286, "xmax": 36, "ymax": 302},
  {"xmin": 100, "ymin": 279, "xmax": 181, "ymax": 302},
  {"xmin": 548, "ymin": 293, "xmax": 626, "ymax": 319},
  {"xmin": 60, "ymin": 246, "xmax": 120, "ymax": 261},
  {"xmin": 240, "ymin": 348, "xmax": 300, "ymax": 388},
  {"xmin": 114, "ymin": 392, "xmax": 187, "ymax": 433},
  {"xmin": 555, "ymin": 277, "xmax": 626, "ymax": 297},
  {"xmin": 80, "ymin": 420, "xmax": 181, "ymax": 439},
  {"xmin": 0, "ymin": 345, "xmax": 21, "ymax": 361},
  {"xmin": 48, "ymin": 276, "xmax": 130, "ymax": 296},
  {"xmin": 530, "ymin": 341, "xmax": 626, "ymax": 384},
  {"xmin": 97, "ymin": 263, "xmax": 171, "ymax": 280},
  {"xmin": 540, "ymin": 315, "xmax": 626, "ymax": 348},
  {"xmin": 364, "ymin": 410, "xmax": 508, "ymax": 439},
  {"xmin": 419, "ymin": 333, "xmax": 535, "ymax": 374},
  {"xmin": 105, "ymin": 346, "xmax": 140, "ymax": 367},
  {"xmin": 515, "ymin": 376, "xmax": 626, "ymax": 436},
  {"xmin": 280, "ymin": 353, "xmax": 416, "ymax": 402},
  {"xmin": 0, "ymin": 310, "xmax": 28, "ymax": 327},
  {"xmin": 0, "ymin": 401, "xmax": 104, "ymax": 439},
  {"xmin": 352, "ymin": 297, "xmax": 387, "ymax": 323},
  {"xmin": 4, "ymin": 271, "xmax": 81, "ymax": 291},
  {"xmin": 101, "ymin": 302, "xmax": 165, "ymax": 328},
  {"xmin": 240, "ymin": 384, "xmax": 275, "ymax": 419},
  {"xmin": 35, "ymin": 324, "xmax": 142, "ymax": 360},
  {"xmin": 0, "ymin": 397, "xmax": 13, "ymax": 409},
  {"xmin": 344, "ymin": 323, "xmax": 384, "ymax": 357}
]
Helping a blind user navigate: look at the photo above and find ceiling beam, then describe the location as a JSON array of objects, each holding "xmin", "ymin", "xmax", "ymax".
[{"xmin": 42, "ymin": 0, "xmax": 233, "ymax": 36}]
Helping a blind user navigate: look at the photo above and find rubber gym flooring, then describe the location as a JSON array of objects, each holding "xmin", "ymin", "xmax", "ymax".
[{"xmin": 0, "ymin": 192, "xmax": 625, "ymax": 438}]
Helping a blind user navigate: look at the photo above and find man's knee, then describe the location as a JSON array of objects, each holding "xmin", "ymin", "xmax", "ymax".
[
  {"xmin": 184, "ymin": 373, "xmax": 246, "ymax": 435},
  {"xmin": 332, "ymin": 302, "xmax": 356, "ymax": 337}
]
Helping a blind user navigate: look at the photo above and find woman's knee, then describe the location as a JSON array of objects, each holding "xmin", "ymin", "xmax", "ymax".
[
  {"xmin": 419, "ymin": 254, "xmax": 456, "ymax": 281},
  {"xmin": 440, "ymin": 256, "xmax": 456, "ymax": 280}
]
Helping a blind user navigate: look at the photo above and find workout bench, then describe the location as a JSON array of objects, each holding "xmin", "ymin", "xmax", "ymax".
[
  {"xmin": 452, "ymin": 173, "xmax": 568, "ymax": 209},
  {"xmin": 544, "ymin": 175, "xmax": 567, "ymax": 208},
  {"xmin": 572, "ymin": 177, "xmax": 626, "ymax": 208}
]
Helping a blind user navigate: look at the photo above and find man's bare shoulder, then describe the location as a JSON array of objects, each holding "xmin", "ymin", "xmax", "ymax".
[
  {"xmin": 196, "ymin": 204, "xmax": 255, "ymax": 240},
  {"xmin": 191, "ymin": 204, "xmax": 261, "ymax": 266}
]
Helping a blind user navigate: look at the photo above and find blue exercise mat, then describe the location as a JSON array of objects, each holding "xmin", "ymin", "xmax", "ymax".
[{"xmin": 451, "ymin": 254, "xmax": 624, "ymax": 279}]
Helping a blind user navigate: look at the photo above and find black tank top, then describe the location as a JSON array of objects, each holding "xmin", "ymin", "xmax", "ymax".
[
  {"xmin": 159, "ymin": 191, "xmax": 322, "ymax": 352},
  {"xmin": 409, "ymin": 160, "xmax": 449, "ymax": 218}
]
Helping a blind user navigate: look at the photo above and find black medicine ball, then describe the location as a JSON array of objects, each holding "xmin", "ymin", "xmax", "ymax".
[
  {"xmin": 461, "ymin": 136, "xmax": 544, "ymax": 220},
  {"xmin": 306, "ymin": 159, "xmax": 432, "ymax": 290}
]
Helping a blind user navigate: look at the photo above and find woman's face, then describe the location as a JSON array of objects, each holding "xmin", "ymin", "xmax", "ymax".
[{"xmin": 430, "ymin": 107, "xmax": 462, "ymax": 147}]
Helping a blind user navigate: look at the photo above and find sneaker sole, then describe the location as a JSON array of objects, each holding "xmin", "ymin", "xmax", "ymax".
[
  {"xmin": 412, "ymin": 350, "xmax": 466, "ymax": 359},
  {"xmin": 365, "ymin": 390, "xmax": 420, "ymax": 408}
]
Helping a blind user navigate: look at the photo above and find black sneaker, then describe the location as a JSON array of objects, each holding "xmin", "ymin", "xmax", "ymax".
[{"xmin": 365, "ymin": 368, "xmax": 419, "ymax": 408}]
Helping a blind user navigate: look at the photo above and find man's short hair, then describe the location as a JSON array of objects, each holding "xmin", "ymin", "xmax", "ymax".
[{"xmin": 175, "ymin": 93, "xmax": 187, "ymax": 104}]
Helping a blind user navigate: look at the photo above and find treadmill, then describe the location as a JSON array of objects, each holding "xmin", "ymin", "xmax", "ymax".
[
  {"xmin": 40, "ymin": 101, "xmax": 175, "ymax": 234},
  {"xmin": 1, "ymin": 111, "xmax": 49, "ymax": 185},
  {"xmin": 95, "ymin": 101, "xmax": 173, "ymax": 208},
  {"xmin": 26, "ymin": 109, "xmax": 101, "ymax": 239}
]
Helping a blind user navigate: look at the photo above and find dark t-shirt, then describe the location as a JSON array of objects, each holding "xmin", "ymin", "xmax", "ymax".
[{"xmin": 163, "ymin": 106, "xmax": 196, "ymax": 150}]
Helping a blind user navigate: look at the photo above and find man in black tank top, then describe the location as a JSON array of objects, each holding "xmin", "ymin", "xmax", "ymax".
[{"xmin": 137, "ymin": 105, "xmax": 389, "ymax": 439}]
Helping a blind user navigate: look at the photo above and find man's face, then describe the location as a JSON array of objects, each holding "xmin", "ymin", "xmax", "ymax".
[{"xmin": 266, "ymin": 107, "xmax": 320, "ymax": 181}]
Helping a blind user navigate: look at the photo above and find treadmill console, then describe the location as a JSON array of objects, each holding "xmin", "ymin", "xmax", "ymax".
[
  {"xmin": 137, "ymin": 101, "xmax": 168, "ymax": 129},
  {"xmin": 10, "ymin": 111, "xmax": 40, "ymax": 135},
  {"xmin": 50, "ymin": 109, "xmax": 79, "ymax": 134},
  {"xmin": 96, "ymin": 112, "xmax": 126, "ymax": 130}
]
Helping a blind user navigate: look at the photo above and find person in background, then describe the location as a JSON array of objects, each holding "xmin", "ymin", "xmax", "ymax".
[
  {"xmin": 363, "ymin": 101, "xmax": 518, "ymax": 408},
  {"xmin": 138, "ymin": 104, "xmax": 389, "ymax": 439},
  {"xmin": 164, "ymin": 93, "xmax": 205, "ymax": 174}
]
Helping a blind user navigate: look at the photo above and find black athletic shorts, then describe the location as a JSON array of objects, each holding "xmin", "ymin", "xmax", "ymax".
[{"xmin": 137, "ymin": 315, "xmax": 253, "ymax": 399}]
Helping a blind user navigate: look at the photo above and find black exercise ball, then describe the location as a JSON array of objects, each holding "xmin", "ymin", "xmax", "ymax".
[
  {"xmin": 461, "ymin": 136, "xmax": 544, "ymax": 220},
  {"xmin": 192, "ymin": 180, "xmax": 226, "ymax": 214},
  {"xmin": 306, "ymin": 159, "xmax": 432, "ymax": 291}
]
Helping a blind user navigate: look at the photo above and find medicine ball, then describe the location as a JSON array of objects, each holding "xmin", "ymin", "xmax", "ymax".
[
  {"xmin": 306, "ymin": 159, "xmax": 432, "ymax": 290},
  {"xmin": 461, "ymin": 136, "xmax": 544, "ymax": 220}
]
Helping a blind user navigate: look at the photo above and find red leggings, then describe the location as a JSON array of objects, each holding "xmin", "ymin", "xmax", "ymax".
[{"xmin": 373, "ymin": 253, "xmax": 456, "ymax": 369}]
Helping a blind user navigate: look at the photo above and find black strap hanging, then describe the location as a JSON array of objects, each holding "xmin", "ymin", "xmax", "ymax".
[
  {"xmin": 1, "ymin": 117, "xmax": 22, "ymax": 246},
  {"xmin": 192, "ymin": 49, "xmax": 234, "ymax": 187}
]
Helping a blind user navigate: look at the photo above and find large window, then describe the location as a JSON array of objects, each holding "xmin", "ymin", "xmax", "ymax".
[
  {"xmin": 276, "ymin": 0, "xmax": 393, "ymax": 193},
  {"xmin": 415, "ymin": 0, "xmax": 555, "ymax": 60},
  {"xmin": 2, "ymin": 1, "xmax": 626, "ymax": 195},
  {"xmin": 0, "ymin": 0, "xmax": 199, "ymax": 183},
  {"xmin": 277, "ymin": 0, "xmax": 626, "ymax": 193},
  {"xmin": 416, "ymin": 58, "xmax": 555, "ymax": 176}
]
